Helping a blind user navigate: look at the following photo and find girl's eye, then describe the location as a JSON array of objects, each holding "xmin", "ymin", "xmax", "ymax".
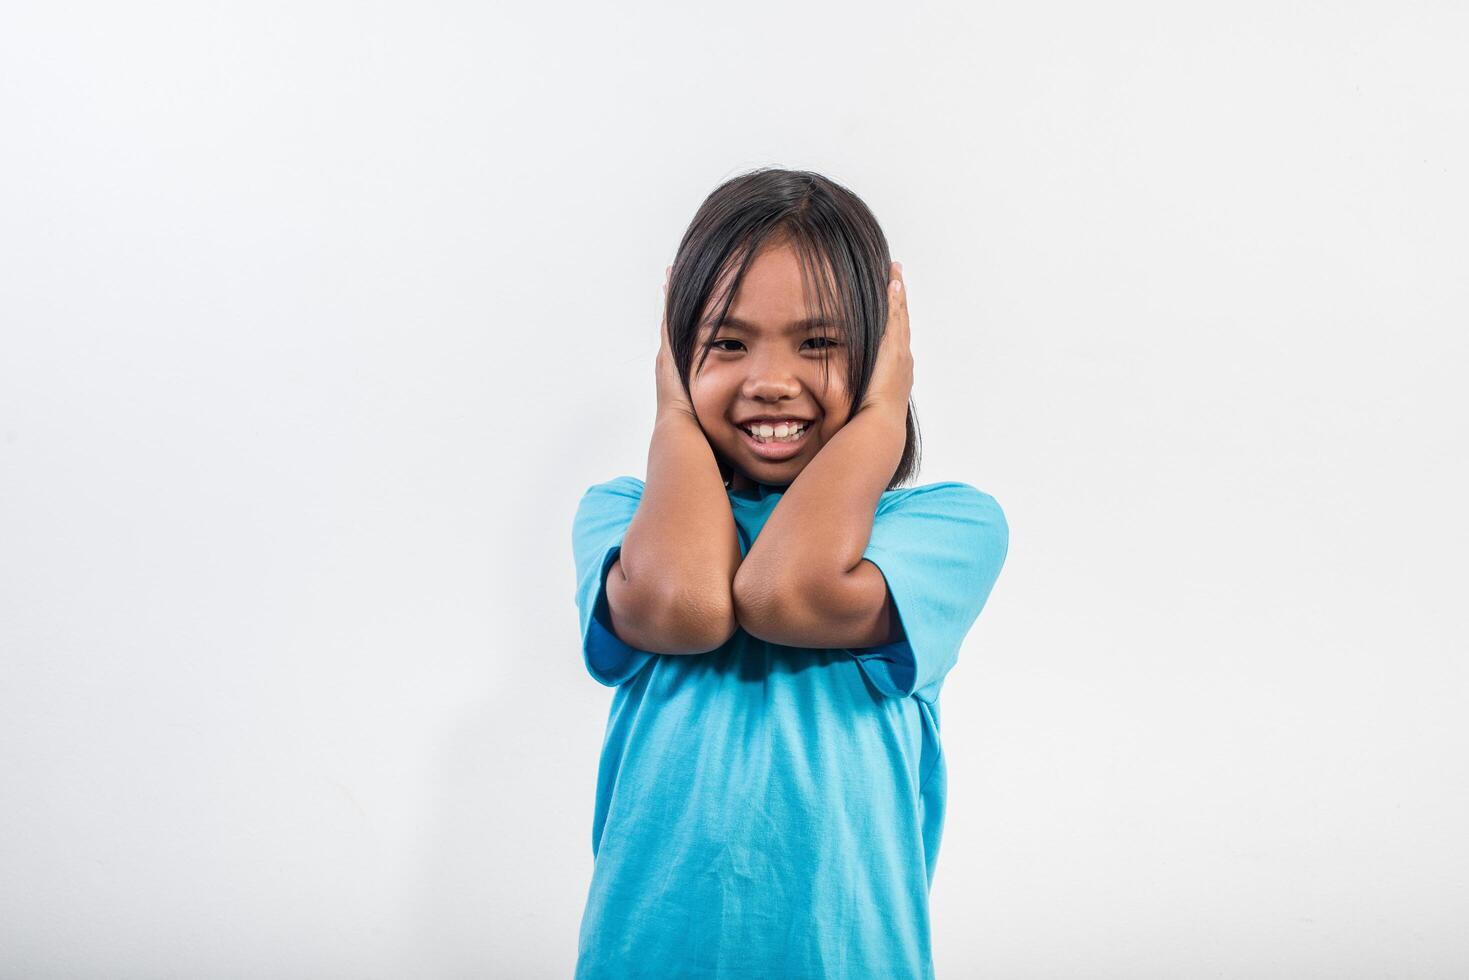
[{"xmin": 708, "ymin": 337, "xmax": 841, "ymax": 352}]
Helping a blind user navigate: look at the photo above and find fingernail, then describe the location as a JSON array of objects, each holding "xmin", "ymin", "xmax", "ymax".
[{"xmin": 891, "ymin": 279, "xmax": 902, "ymax": 293}]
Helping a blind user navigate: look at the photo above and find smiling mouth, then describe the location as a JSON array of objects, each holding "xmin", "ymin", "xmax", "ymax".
[{"xmin": 736, "ymin": 421, "xmax": 812, "ymax": 460}]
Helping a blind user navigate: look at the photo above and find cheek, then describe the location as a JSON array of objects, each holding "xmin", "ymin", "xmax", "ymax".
[
  {"xmin": 815, "ymin": 356, "xmax": 848, "ymax": 395},
  {"xmin": 687, "ymin": 378, "xmax": 733, "ymax": 431},
  {"xmin": 687, "ymin": 378, "xmax": 717, "ymax": 413},
  {"xmin": 689, "ymin": 365, "xmax": 735, "ymax": 401},
  {"xmin": 816, "ymin": 369, "xmax": 852, "ymax": 424}
]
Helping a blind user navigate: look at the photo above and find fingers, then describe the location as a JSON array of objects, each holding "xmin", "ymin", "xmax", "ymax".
[
  {"xmin": 662, "ymin": 265, "xmax": 672, "ymax": 322},
  {"xmin": 659, "ymin": 266, "xmax": 672, "ymax": 345},
  {"xmin": 888, "ymin": 260, "xmax": 909, "ymax": 331}
]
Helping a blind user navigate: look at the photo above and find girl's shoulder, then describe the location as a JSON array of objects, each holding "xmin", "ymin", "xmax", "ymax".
[
  {"xmin": 879, "ymin": 480, "xmax": 1003, "ymax": 515},
  {"xmin": 582, "ymin": 475, "xmax": 646, "ymax": 497}
]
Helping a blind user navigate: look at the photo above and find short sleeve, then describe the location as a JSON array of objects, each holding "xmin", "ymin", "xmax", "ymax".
[
  {"xmin": 847, "ymin": 482, "xmax": 1009, "ymax": 702},
  {"xmin": 572, "ymin": 476, "xmax": 656, "ymax": 687}
]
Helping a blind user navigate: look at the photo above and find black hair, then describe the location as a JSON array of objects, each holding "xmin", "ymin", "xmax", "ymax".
[{"xmin": 664, "ymin": 167, "xmax": 921, "ymax": 490}]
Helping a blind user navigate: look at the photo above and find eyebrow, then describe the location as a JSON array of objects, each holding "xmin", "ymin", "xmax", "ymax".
[{"xmin": 711, "ymin": 316, "xmax": 835, "ymax": 334}]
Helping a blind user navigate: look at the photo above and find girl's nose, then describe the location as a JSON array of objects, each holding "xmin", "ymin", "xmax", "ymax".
[{"xmin": 742, "ymin": 371, "xmax": 800, "ymax": 400}]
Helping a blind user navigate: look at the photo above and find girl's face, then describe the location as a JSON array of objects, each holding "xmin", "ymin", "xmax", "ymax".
[{"xmin": 689, "ymin": 239, "xmax": 852, "ymax": 492}]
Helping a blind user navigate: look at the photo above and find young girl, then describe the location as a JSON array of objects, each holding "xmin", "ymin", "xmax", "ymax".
[{"xmin": 570, "ymin": 168, "xmax": 1009, "ymax": 978}]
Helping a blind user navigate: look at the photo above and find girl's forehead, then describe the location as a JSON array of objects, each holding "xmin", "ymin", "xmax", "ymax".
[
  {"xmin": 696, "ymin": 242, "xmax": 843, "ymax": 333},
  {"xmin": 699, "ymin": 286, "xmax": 835, "ymax": 334}
]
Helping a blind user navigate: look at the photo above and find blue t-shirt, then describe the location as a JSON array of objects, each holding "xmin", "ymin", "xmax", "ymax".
[{"xmin": 570, "ymin": 476, "xmax": 1009, "ymax": 979}]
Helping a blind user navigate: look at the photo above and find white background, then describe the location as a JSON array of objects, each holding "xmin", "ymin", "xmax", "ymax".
[{"xmin": 2, "ymin": 2, "xmax": 1465, "ymax": 977}]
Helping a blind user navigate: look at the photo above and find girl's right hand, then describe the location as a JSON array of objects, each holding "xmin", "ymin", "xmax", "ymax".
[{"xmin": 655, "ymin": 265, "xmax": 698, "ymax": 420}]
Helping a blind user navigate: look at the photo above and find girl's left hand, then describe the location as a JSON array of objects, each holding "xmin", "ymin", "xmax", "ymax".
[{"xmin": 858, "ymin": 261, "xmax": 913, "ymax": 419}]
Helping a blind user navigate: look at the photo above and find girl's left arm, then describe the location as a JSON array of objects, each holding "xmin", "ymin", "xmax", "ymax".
[{"xmin": 732, "ymin": 264, "xmax": 913, "ymax": 649}]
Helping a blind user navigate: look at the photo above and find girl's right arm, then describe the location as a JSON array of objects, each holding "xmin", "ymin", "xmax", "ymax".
[{"xmin": 602, "ymin": 270, "xmax": 742, "ymax": 656}]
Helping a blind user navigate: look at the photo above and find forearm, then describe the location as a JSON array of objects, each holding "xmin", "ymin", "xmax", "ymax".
[
  {"xmin": 615, "ymin": 408, "xmax": 742, "ymax": 650},
  {"xmin": 733, "ymin": 404, "xmax": 907, "ymax": 606}
]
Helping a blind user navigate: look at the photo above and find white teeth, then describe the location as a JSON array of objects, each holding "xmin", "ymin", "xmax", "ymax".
[{"xmin": 743, "ymin": 422, "xmax": 806, "ymax": 443}]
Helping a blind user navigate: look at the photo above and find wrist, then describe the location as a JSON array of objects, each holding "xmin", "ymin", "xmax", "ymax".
[
  {"xmin": 655, "ymin": 404, "xmax": 699, "ymax": 427},
  {"xmin": 856, "ymin": 397, "xmax": 909, "ymax": 427}
]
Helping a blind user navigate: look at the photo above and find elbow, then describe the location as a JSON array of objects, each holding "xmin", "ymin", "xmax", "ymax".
[
  {"xmin": 735, "ymin": 563, "xmax": 867, "ymax": 648},
  {"xmin": 732, "ymin": 567, "xmax": 794, "ymax": 646},
  {"xmin": 651, "ymin": 578, "xmax": 739, "ymax": 655}
]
